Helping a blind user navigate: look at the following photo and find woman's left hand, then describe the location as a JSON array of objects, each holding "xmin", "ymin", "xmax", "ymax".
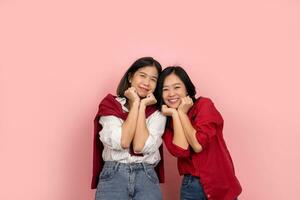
[
  {"xmin": 141, "ymin": 93, "xmax": 157, "ymax": 107},
  {"xmin": 161, "ymin": 105, "xmax": 177, "ymax": 116},
  {"xmin": 178, "ymin": 96, "xmax": 193, "ymax": 114}
]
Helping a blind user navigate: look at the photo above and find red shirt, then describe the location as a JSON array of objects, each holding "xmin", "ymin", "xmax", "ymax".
[
  {"xmin": 163, "ymin": 97, "xmax": 242, "ymax": 200},
  {"xmin": 91, "ymin": 94, "xmax": 165, "ymax": 189}
]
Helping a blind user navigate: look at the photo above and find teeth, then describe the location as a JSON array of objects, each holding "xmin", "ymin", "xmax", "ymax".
[{"xmin": 169, "ymin": 99, "xmax": 178, "ymax": 103}]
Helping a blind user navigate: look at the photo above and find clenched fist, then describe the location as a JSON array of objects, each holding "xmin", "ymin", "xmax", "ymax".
[
  {"xmin": 124, "ymin": 87, "xmax": 140, "ymax": 105},
  {"xmin": 178, "ymin": 96, "xmax": 193, "ymax": 114},
  {"xmin": 141, "ymin": 93, "xmax": 157, "ymax": 107},
  {"xmin": 161, "ymin": 105, "xmax": 177, "ymax": 117}
]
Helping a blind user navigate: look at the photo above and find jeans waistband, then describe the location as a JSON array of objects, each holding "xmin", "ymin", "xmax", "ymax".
[
  {"xmin": 184, "ymin": 174, "xmax": 200, "ymax": 179},
  {"xmin": 103, "ymin": 161, "xmax": 154, "ymax": 171}
]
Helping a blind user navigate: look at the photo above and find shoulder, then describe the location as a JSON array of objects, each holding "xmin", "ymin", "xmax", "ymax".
[
  {"xmin": 192, "ymin": 97, "xmax": 222, "ymax": 117},
  {"xmin": 149, "ymin": 110, "xmax": 167, "ymax": 120},
  {"xmin": 147, "ymin": 110, "xmax": 167, "ymax": 129},
  {"xmin": 147, "ymin": 110, "xmax": 167, "ymax": 127},
  {"xmin": 193, "ymin": 96, "xmax": 214, "ymax": 109},
  {"xmin": 100, "ymin": 93, "xmax": 117, "ymax": 103},
  {"xmin": 96, "ymin": 93, "xmax": 125, "ymax": 117},
  {"xmin": 98, "ymin": 93, "xmax": 121, "ymax": 108}
]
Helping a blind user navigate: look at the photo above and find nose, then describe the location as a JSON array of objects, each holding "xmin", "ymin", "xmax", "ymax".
[
  {"xmin": 168, "ymin": 88, "xmax": 175, "ymax": 97},
  {"xmin": 143, "ymin": 77, "xmax": 150, "ymax": 86}
]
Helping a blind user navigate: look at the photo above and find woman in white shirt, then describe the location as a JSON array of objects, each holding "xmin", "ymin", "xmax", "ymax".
[{"xmin": 93, "ymin": 57, "xmax": 166, "ymax": 200}]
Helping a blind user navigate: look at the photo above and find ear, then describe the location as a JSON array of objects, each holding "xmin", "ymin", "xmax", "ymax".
[{"xmin": 128, "ymin": 73, "xmax": 132, "ymax": 83}]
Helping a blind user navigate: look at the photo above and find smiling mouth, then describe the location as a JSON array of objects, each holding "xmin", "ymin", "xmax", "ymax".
[
  {"xmin": 139, "ymin": 87, "xmax": 149, "ymax": 93},
  {"xmin": 167, "ymin": 98, "xmax": 180, "ymax": 104}
]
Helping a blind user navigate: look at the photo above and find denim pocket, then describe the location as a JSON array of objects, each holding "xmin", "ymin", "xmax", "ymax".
[
  {"xmin": 144, "ymin": 168, "xmax": 159, "ymax": 184},
  {"xmin": 181, "ymin": 175, "xmax": 192, "ymax": 187},
  {"xmin": 99, "ymin": 167, "xmax": 116, "ymax": 182}
]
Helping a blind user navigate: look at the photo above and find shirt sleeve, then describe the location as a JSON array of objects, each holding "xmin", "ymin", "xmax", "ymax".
[
  {"xmin": 163, "ymin": 127, "xmax": 191, "ymax": 158},
  {"xmin": 99, "ymin": 115, "xmax": 124, "ymax": 150},
  {"xmin": 193, "ymin": 100, "xmax": 224, "ymax": 150},
  {"xmin": 139, "ymin": 111, "xmax": 166, "ymax": 154}
]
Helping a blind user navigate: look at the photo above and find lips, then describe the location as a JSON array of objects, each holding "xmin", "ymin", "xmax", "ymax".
[
  {"xmin": 139, "ymin": 86, "xmax": 150, "ymax": 93},
  {"xmin": 167, "ymin": 98, "xmax": 180, "ymax": 104}
]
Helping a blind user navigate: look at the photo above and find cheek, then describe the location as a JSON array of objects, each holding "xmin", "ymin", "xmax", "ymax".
[
  {"xmin": 179, "ymin": 89, "xmax": 187, "ymax": 97},
  {"xmin": 132, "ymin": 78, "xmax": 143, "ymax": 89},
  {"xmin": 131, "ymin": 75, "xmax": 141, "ymax": 84},
  {"xmin": 130, "ymin": 82, "xmax": 137, "ymax": 89},
  {"xmin": 162, "ymin": 93, "xmax": 167, "ymax": 102},
  {"xmin": 150, "ymin": 82, "xmax": 157, "ymax": 91}
]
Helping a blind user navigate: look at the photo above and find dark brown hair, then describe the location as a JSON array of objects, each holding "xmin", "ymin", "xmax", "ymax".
[{"xmin": 116, "ymin": 57, "xmax": 162, "ymax": 97}]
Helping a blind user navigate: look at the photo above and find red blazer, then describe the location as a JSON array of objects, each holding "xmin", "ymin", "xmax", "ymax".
[
  {"xmin": 163, "ymin": 97, "xmax": 242, "ymax": 200},
  {"xmin": 91, "ymin": 94, "xmax": 165, "ymax": 189}
]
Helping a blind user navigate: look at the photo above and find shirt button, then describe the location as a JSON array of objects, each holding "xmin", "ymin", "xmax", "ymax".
[{"xmin": 207, "ymin": 194, "xmax": 211, "ymax": 198}]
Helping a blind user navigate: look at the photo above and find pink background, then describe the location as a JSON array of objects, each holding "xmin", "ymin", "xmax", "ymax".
[{"xmin": 1, "ymin": 0, "xmax": 300, "ymax": 199}]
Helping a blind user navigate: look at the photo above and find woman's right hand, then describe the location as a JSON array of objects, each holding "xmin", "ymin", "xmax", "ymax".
[
  {"xmin": 161, "ymin": 105, "xmax": 177, "ymax": 117},
  {"xmin": 124, "ymin": 87, "xmax": 140, "ymax": 105}
]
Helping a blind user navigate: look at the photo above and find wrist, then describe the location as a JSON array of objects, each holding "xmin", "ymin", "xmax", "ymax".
[
  {"xmin": 178, "ymin": 109, "xmax": 187, "ymax": 115},
  {"xmin": 131, "ymin": 100, "xmax": 140, "ymax": 108},
  {"xmin": 139, "ymin": 102, "xmax": 146, "ymax": 110},
  {"xmin": 171, "ymin": 110, "xmax": 179, "ymax": 118}
]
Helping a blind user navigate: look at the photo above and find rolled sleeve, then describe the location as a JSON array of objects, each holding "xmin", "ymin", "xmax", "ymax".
[
  {"xmin": 163, "ymin": 128, "xmax": 190, "ymax": 158},
  {"xmin": 193, "ymin": 100, "xmax": 224, "ymax": 150},
  {"xmin": 195, "ymin": 122, "xmax": 218, "ymax": 150},
  {"xmin": 141, "ymin": 135, "xmax": 162, "ymax": 154},
  {"xmin": 99, "ymin": 116, "xmax": 124, "ymax": 150},
  {"xmin": 140, "ymin": 111, "xmax": 166, "ymax": 154}
]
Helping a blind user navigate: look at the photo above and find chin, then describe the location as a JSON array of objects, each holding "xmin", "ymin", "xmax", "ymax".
[
  {"xmin": 137, "ymin": 92, "xmax": 147, "ymax": 98},
  {"xmin": 167, "ymin": 104, "xmax": 179, "ymax": 109}
]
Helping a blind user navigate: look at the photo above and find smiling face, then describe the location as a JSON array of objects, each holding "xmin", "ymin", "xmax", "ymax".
[
  {"xmin": 162, "ymin": 73, "xmax": 187, "ymax": 109},
  {"xmin": 129, "ymin": 66, "xmax": 158, "ymax": 98}
]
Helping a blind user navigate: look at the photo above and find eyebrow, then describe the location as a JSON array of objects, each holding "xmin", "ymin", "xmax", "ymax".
[
  {"xmin": 139, "ymin": 72, "xmax": 158, "ymax": 79},
  {"xmin": 163, "ymin": 83, "xmax": 182, "ymax": 88}
]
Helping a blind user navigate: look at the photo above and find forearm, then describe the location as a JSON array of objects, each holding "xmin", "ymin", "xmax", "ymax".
[
  {"xmin": 172, "ymin": 111, "xmax": 189, "ymax": 150},
  {"xmin": 133, "ymin": 103, "xmax": 149, "ymax": 152},
  {"xmin": 163, "ymin": 131, "xmax": 190, "ymax": 158},
  {"xmin": 178, "ymin": 111, "xmax": 203, "ymax": 153},
  {"xmin": 121, "ymin": 102, "xmax": 139, "ymax": 148}
]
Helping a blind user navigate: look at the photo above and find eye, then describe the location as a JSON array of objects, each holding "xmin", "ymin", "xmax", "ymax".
[
  {"xmin": 140, "ymin": 74, "xmax": 146, "ymax": 78},
  {"xmin": 163, "ymin": 88, "xmax": 168, "ymax": 91},
  {"xmin": 174, "ymin": 86, "xmax": 181, "ymax": 89},
  {"xmin": 151, "ymin": 78, "xmax": 157, "ymax": 82}
]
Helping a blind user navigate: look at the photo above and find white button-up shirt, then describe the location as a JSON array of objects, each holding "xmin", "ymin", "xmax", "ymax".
[{"xmin": 99, "ymin": 97, "xmax": 166, "ymax": 165}]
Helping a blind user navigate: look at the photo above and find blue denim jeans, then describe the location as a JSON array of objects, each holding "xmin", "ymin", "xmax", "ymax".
[
  {"xmin": 180, "ymin": 175, "xmax": 207, "ymax": 200},
  {"xmin": 95, "ymin": 161, "xmax": 162, "ymax": 200}
]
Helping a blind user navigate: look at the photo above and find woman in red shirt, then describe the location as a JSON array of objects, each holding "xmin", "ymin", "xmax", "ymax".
[{"xmin": 156, "ymin": 66, "xmax": 242, "ymax": 200}]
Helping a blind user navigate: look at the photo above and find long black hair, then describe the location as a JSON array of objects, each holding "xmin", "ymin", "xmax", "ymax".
[
  {"xmin": 116, "ymin": 57, "xmax": 162, "ymax": 97},
  {"xmin": 156, "ymin": 66, "xmax": 197, "ymax": 110}
]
